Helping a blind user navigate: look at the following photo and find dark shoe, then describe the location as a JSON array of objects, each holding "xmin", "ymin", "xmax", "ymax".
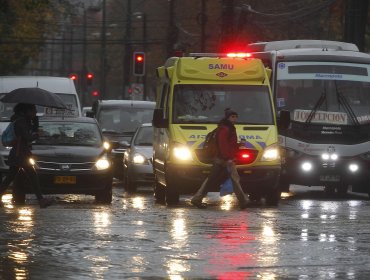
[
  {"xmin": 191, "ymin": 200, "xmax": 207, "ymax": 209},
  {"xmin": 39, "ymin": 198, "xmax": 54, "ymax": 208}
]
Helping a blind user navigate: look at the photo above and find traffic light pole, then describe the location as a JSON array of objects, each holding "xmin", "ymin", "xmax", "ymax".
[{"xmin": 100, "ymin": 0, "xmax": 107, "ymax": 100}]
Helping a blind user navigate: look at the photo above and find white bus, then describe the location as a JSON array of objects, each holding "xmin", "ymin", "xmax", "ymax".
[{"xmin": 249, "ymin": 40, "xmax": 370, "ymax": 196}]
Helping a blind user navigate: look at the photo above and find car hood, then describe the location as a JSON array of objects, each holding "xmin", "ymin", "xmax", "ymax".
[
  {"xmin": 131, "ymin": 146, "xmax": 153, "ymax": 159},
  {"xmin": 32, "ymin": 145, "xmax": 105, "ymax": 162}
]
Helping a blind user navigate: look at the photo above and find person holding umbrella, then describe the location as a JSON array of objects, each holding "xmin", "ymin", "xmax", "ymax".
[{"xmin": 0, "ymin": 103, "xmax": 53, "ymax": 208}]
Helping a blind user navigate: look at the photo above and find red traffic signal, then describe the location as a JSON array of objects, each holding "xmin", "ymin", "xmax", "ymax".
[
  {"xmin": 91, "ymin": 90, "xmax": 99, "ymax": 97},
  {"xmin": 133, "ymin": 52, "xmax": 145, "ymax": 76},
  {"xmin": 86, "ymin": 73, "xmax": 94, "ymax": 85},
  {"xmin": 69, "ymin": 74, "xmax": 78, "ymax": 80}
]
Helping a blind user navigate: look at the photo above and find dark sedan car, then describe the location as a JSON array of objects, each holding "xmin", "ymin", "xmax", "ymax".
[{"xmin": 14, "ymin": 117, "xmax": 114, "ymax": 204}]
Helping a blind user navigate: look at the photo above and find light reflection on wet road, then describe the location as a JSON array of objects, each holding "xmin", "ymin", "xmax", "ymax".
[{"xmin": 1, "ymin": 184, "xmax": 370, "ymax": 279}]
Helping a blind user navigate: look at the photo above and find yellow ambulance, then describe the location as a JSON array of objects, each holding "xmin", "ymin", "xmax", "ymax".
[{"xmin": 152, "ymin": 53, "xmax": 284, "ymax": 205}]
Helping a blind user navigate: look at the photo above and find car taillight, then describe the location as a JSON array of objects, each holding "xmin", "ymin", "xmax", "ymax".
[{"xmin": 235, "ymin": 149, "xmax": 258, "ymax": 165}]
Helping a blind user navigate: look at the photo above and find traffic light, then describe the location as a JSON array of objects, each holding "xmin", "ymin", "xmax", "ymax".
[
  {"xmin": 133, "ymin": 52, "xmax": 145, "ymax": 76},
  {"xmin": 69, "ymin": 73, "xmax": 78, "ymax": 81},
  {"xmin": 91, "ymin": 90, "xmax": 99, "ymax": 97},
  {"xmin": 86, "ymin": 73, "xmax": 94, "ymax": 86}
]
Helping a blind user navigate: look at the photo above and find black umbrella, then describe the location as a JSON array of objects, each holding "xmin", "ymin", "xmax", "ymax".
[{"xmin": 0, "ymin": 87, "xmax": 67, "ymax": 109}]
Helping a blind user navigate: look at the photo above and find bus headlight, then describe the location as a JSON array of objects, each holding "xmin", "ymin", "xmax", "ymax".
[
  {"xmin": 173, "ymin": 144, "xmax": 192, "ymax": 161},
  {"xmin": 95, "ymin": 156, "xmax": 110, "ymax": 170},
  {"xmin": 261, "ymin": 144, "xmax": 280, "ymax": 161}
]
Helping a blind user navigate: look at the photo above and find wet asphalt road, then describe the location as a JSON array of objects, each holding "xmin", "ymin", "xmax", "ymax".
[{"xmin": 1, "ymin": 182, "xmax": 370, "ymax": 280}]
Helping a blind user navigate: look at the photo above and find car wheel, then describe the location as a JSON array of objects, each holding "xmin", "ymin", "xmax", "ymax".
[
  {"xmin": 95, "ymin": 185, "xmax": 112, "ymax": 204},
  {"xmin": 265, "ymin": 188, "xmax": 281, "ymax": 206},
  {"xmin": 154, "ymin": 177, "xmax": 166, "ymax": 204},
  {"xmin": 324, "ymin": 185, "xmax": 336, "ymax": 196},
  {"xmin": 12, "ymin": 189, "xmax": 26, "ymax": 205},
  {"xmin": 336, "ymin": 184, "xmax": 349, "ymax": 198},
  {"xmin": 124, "ymin": 172, "xmax": 137, "ymax": 193}
]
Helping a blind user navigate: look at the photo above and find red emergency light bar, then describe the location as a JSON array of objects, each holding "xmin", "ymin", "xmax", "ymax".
[{"xmin": 226, "ymin": 52, "xmax": 253, "ymax": 58}]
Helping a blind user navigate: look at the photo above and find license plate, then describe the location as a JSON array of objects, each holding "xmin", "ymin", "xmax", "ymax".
[
  {"xmin": 54, "ymin": 176, "xmax": 76, "ymax": 184},
  {"xmin": 319, "ymin": 175, "xmax": 340, "ymax": 182}
]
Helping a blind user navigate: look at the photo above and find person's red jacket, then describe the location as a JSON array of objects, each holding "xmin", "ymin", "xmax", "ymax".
[{"xmin": 216, "ymin": 119, "xmax": 239, "ymax": 160}]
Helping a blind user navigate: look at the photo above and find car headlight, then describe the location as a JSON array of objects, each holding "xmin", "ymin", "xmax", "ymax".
[
  {"xmin": 29, "ymin": 157, "xmax": 36, "ymax": 166},
  {"xmin": 172, "ymin": 144, "xmax": 192, "ymax": 161},
  {"xmin": 95, "ymin": 156, "xmax": 110, "ymax": 170},
  {"xmin": 103, "ymin": 141, "xmax": 110, "ymax": 150},
  {"xmin": 132, "ymin": 153, "xmax": 148, "ymax": 164},
  {"xmin": 261, "ymin": 144, "xmax": 280, "ymax": 161}
]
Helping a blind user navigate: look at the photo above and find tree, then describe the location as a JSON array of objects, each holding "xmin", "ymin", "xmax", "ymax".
[{"xmin": 0, "ymin": 0, "xmax": 57, "ymax": 74}]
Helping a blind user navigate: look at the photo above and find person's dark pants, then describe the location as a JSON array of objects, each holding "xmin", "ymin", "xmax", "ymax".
[
  {"xmin": 191, "ymin": 158, "xmax": 248, "ymax": 206},
  {"xmin": 0, "ymin": 165, "xmax": 43, "ymax": 201}
]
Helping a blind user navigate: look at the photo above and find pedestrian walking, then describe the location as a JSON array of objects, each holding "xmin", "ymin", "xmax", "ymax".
[
  {"xmin": 191, "ymin": 108, "xmax": 249, "ymax": 209},
  {"xmin": 0, "ymin": 103, "xmax": 53, "ymax": 208}
]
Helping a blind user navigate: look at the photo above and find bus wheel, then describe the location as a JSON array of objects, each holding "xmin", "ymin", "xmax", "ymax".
[{"xmin": 153, "ymin": 177, "xmax": 166, "ymax": 204}]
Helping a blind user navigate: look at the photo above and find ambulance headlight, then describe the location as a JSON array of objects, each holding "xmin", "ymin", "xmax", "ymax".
[
  {"xmin": 173, "ymin": 144, "xmax": 192, "ymax": 161},
  {"xmin": 261, "ymin": 144, "xmax": 280, "ymax": 161},
  {"xmin": 348, "ymin": 163, "xmax": 359, "ymax": 173},
  {"xmin": 301, "ymin": 162, "xmax": 313, "ymax": 172}
]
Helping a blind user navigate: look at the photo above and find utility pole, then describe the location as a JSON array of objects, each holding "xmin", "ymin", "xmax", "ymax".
[
  {"xmin": 200, "ymin": 0, "xmax": 207, "ymax": 52},
  {"xmin": 100, "ymin": 0, "xmax": 107, "ymax": 99},
  {"xmin": 82, "ymin": 7, "xmax": 87, "ymax": 104},
  {"xmin": 123, "ymin": 0, "xmax": 132, "ymax": 99},
  {"xmin": 167, "ymin": 0, "xmax": 178, "ymax": 57},
  {"xmin": 344, "ymin": 0, "xmax": 368, "ymax": 51},
  {"xmin": 143, "ymin": 13, "xmax": 147, "ymax": 100},
  {"xmin": 220, "ymin": 0, "xmax": 235, "ymax": 51}
]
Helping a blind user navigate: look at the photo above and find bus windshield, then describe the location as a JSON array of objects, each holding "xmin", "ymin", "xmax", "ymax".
[
  {"xmin": 276, "ymin": 62, "xmax": 370, "ymax": 126},
  {"xmin": 173, "ymin": 84, "xmax": 274, "ymax": 125}
]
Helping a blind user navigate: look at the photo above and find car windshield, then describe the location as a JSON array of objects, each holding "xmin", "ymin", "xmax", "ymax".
[
  {"xmin": 98, "ymin": 107, "xmax": 154, "ymax": 133},
  {"xmin": 134, "ymin": 126, "xmax": 153, "ymax": 146},
  {"xmin": 34, "ymin": 121, "xmax": 102, "ymax": 146},
  {"xmin": 172, "ymin": 84, "xmax": 274, "ymax": 124},
  {"xmin": 276, "ymin": 62, "xmax": 370, "ymax": 125},
  {"xmin": 0, "ymin": 93, "xmax": 79, "ymax": 121}
]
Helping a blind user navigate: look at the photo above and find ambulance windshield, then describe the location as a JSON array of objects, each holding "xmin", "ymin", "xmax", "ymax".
[{"xmin": 173, "ymin": 84, "xmax": 274, "ymax": 124}]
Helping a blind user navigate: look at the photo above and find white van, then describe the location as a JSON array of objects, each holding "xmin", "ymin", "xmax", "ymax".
[{"xmin": 0, "ymin": 76, "xmax": 82, "ymax": 121}]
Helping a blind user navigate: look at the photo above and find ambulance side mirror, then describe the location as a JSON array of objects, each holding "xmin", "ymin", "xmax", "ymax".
[
  {"xmin": 152, "ymin": 108, "xmax": 168, "ymax": 128},
  {"xmin": 278, "ymin": 110, "xmax": 291, "ymax": 130}
]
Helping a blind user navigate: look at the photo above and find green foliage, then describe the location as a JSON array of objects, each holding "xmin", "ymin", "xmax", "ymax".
[{"xmin": 0, "ymin": 0, "xmax": 55, "ymax": 74}]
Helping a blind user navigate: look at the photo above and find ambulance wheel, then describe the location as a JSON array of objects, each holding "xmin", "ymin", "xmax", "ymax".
[
  {"xmin": 154, "ymin": 178, "xmax": 166, "ymax": 204},
  {"xmin": 265, "ymin": 188, "xmax": 281, "ymax": 206},
  {"xmin": 165, "ymin": 187, "xmax": 179, "ymax": 205}
]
